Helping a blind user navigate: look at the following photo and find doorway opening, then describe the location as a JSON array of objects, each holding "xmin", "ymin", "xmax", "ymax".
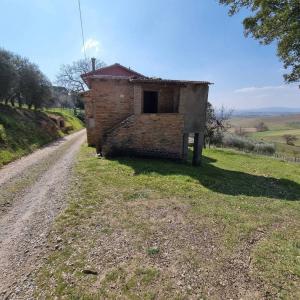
[{"xmin": 143, "ymin": 91, "xmax": 158, "ymax": 113}]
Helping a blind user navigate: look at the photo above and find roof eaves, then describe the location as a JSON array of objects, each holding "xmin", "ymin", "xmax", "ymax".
[
  {"xmin": 129, "ymin": 78, "xmax": 213, "ymax": 85},
  {"xmin": 81, "ymin": 63, "xmax": 146, "ymax": 79}
]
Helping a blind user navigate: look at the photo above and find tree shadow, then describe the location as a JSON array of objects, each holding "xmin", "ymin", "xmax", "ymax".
[{"xmin": 113, "ymin": 153, "xmax": 300, "ymax": 201}]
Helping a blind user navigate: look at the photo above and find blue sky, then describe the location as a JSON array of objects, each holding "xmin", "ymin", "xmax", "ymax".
[{"xmin": 1, "ymin": 0, "xmax": 299, "ymax": 109}]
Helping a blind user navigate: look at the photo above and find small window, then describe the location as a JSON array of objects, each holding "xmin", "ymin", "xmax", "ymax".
[{"xmin": 143, "ymin": 91, "xmax": 158, "ymax": 113}]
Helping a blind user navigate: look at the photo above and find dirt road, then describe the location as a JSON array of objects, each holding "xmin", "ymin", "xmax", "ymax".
[{"xmin": 0, "ymin": 130, "xmax": 86, "ymax": 299}]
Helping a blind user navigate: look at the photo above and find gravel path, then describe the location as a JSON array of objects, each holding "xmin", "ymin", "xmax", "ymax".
[{"xmin": 0, "ymin": 129, "xmax": 86, "ymax": 299}]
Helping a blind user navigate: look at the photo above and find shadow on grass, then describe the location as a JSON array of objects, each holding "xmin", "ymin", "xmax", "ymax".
[{"xmin": 113, "ymin": 154, "xmax": 300, "ymax": 201}]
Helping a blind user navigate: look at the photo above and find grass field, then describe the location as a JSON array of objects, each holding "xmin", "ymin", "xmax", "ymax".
[
  {"xmin": 252, "ymin": 129, "xmax": 300, "ymax": 146},
  {"xmin": 230, "ymin": 114, "xmax": 300, "ymax": 131},
  {"xmin": 35, "ymin": 146, "xmax": 300, "ymax": 299},
  {"xmin": 0, "ymin": 104, "xmax": 84, "ymax": 166},
  {"xmin": 230, "ymin": 114, "xmax": 300, "ymax": 158}
]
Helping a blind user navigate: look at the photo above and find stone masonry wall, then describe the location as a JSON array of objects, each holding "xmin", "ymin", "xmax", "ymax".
[{"xmin": 102, "ymin": 114, "xmax": 185, "ymax": 159}]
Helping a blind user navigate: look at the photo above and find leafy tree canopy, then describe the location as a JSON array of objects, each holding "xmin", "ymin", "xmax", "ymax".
[
  {"xmin": 0, "ymin": 48, "xmax": 52, "ymax": 109},
  {"xmin": 219, "ymin": 0, "xmax": 300, "ymax": 84}
]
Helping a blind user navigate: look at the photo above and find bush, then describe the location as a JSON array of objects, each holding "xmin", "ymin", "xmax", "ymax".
[
  {"xmin": 74, "ymin": 110, "xmax": 85, "ymax": 123},
  {"xmin": 255, "ymin": 121, "xmax": 269, "ymax": 132},
  {"xmin": 210, "ymin": 131, "xmax": 224, "ymax": 147},
  {"xmin": 254, "ymin": 142, "xmax": 276, "ymax": 155},
  {"xmin": 222, "ymin": 134, "xmax": 254, "ymax": 151},
  {"xmin": 283, "ymin": 134, "xmax": 297, "ymax": 146},
  {"xmin": 222, "ymin": 133, "xmax": 275, "ymax": 155}
]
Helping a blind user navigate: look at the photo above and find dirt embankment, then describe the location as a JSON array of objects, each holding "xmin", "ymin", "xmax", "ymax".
[{"xmin": 0, "ymin": 104, "xmax": 84, "ymax": 166}]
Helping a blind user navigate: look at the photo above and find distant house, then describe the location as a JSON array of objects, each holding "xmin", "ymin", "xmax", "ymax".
[{"xmin": 81, "ymin": 62, "xmax": 211, "ymax": 165}]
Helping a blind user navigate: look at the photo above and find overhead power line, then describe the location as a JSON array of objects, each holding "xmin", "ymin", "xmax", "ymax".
[{"xmin": 78, "ymin": 0, "xmax": 87, "ymax": 60}]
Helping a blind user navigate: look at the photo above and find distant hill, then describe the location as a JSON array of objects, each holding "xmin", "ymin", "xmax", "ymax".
[{"xmin": 233, "ymin": 107, "xmax": 300, "ymax": 117}]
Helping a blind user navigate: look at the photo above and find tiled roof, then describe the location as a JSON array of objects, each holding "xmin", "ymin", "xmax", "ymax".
[
  {"xmin": 82, "ymin": 63, "xmax": 146, "ymax": 79},
  {"xmin": 130, "ymin": 78, "xmax": 212, "ymax": 85},
  {"xmin": 82, "ymin": 63, "xmax": 212, "ymax": 87}
]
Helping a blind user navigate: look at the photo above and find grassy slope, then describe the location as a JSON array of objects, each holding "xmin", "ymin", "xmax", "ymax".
[
  {"xmin": 36, "ymin": 146, "xmax": 300, "ymax": 299},
  {"xmin": 0, "ymin": 104, "xmax": 84, "ymax": 166},
  {"xmin": 252, "ymin": 129, "xmax": 300, "ymax": 145},
  {"xmin": 45, "ymin": 108, "xmax": 84, "ymax": 132},
  {"xmin": 230, "ymin": 115, "xmax": 300, "ymax": 158}
]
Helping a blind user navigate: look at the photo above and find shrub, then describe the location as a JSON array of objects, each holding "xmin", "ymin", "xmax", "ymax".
[
  {"xmin": 222, "ymin": 133, "xmax": 275, "ymax": 155},
  {"xmin": 254, "ymin": 142, "xmax": 276, "ymax": 155},
  {"xmin": 283, "ymin": 134, "xmax": 297, "ymax": 146},
  {"xmin": 222, "ymin": 134, "xmax": 254, "ymax": 151},
  {"xmin": 255, "ymin": 121, "xmax": 269, "ymax": 132},
  {"xmin": 74, "ymin": 110, "xmax": 85, "ymax": 123},
  {"xmin": 0, "ymin": 124, "xmax": 7, "ymax": 145},
  {"xmin": 210, "ymin": 131, "xmax": 224, "ymax": 147}
]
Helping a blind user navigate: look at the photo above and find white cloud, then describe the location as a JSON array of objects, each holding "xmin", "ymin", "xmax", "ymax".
[
  {"xmin": 81, "ymin": 38, "xmax": 101, "ymax": 54},
  {"xmin": 211, "ymin": 84, "xmax": 300, "ymax": 110},
  {"xmin": 234, "ymin": 85, "xmax": 289, "ymax": 93}
]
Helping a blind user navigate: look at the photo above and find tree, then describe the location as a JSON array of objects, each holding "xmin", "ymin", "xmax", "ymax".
[
  {"xmin": 0, "ymin": 49, "xmax": 18, "ymax": 105},
  {"xmin": 205, "ymin": 102, "xmax": 232, "ymax": 147},
  {"xmin": 18, "ymin": 61, "xmax": 47, "ymax": 109},
  {"xmin": 31, "ymin": 73, "xmax": 53, "ymax": 109},
  {"xmin": 0, "ymin": 48, "xmax": 53, "ymax": 109},
  {"xmin": 50, "ymin": 86, "xmax": 72, "ymax": 108},
  {"xmin": 219, "ymin": 0, "xmax": 300, "ymax": 84},
  {"xmin": 255, "ymin": 121, "xmax": 269, "ymax": 132},
  {"xmin": 283, "ymin": 134, "xmax": 297, "ymax": 145},
  {"xmin": 56, "ymin": 57, "xmax": 105, "ymax": 93}
]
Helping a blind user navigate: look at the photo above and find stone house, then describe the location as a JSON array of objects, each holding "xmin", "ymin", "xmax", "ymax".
[{"xmin": 81, "ymin": 62, "xmax": 211, "ymax": 165}]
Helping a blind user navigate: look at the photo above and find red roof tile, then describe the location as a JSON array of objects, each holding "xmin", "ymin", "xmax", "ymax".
[{"xmin": 82, "ymin": 63, "xmax": 145, "ymax": 79}]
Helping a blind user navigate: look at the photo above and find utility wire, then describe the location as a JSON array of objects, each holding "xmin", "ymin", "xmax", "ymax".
[{"xmin": 78, "ymin": 0, "xmax": 87, "ymax": 60}]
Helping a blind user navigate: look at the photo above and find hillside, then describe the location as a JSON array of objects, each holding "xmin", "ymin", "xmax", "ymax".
[
  {"xmin": 233, "ymin": 107, "xmax": 300, "ymax": 116},
  {"xmin": 0, "ymin": 104, "xmax": 84, "ymax": 166},
  {"xmin": 230, "ymin": 114, "xmax": 300, "ymax": 130},
  {"xmin": 230, "ymin": 114, "xmax": 300, "ymax": 158}
]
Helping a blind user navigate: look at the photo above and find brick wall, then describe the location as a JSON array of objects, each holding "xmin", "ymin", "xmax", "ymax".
[
  {"xmin": 85, "ymin": 78, "xmax": 134, "ymax": 146},
  {"xmin": 158, "ymin": 86, "xmax": 178, "ymax": 113},
  {"xmin": 83, "ymin": 91, "xmax": 96, "ymax": 145},
  {"xmin": 134, "ymin": 84, "xmax": 180, "ymax": 113},
  {"xmin": 82, "ymin": 78, "xmax": 207, "ymax": 160},
  {"xmin": 102, "ymin": 114, "xmax": 185, "ymax": 159}
]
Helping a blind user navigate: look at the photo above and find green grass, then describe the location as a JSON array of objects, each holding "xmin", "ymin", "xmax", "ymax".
[
  {"xmin": 252, "ymin": 129, "xmax": 300, "ymax": 146},
  {"xmin": 250, "ymin": 129, "xmax": 300, "ymax": 158},
  {"xmin": 36, "ymin": 146, "xmax": 300, "ymax": 299},
  {"xmin": 46, "ymin": 108, "xmax": 84, "ymax": 132},
  {"xmin": 274, "ymin": 142, "xmax": 300, "ymax": 159},
  {"xmin": 230, "ymin": 115, "xmax": 300, "ymax": 158},
  {"xmin": 0, "ymin": 104, "xmax": 84, "ymax": 166}
]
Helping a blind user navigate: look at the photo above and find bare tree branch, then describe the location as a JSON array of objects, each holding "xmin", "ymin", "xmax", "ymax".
[{"xmin": 56, "ymin": 58, "xmax": 105, "ymax": 93}]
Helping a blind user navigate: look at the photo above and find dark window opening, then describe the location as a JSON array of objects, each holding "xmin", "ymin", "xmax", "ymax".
[{"xmin": 143, "ymin": 91, "xmax": 158, "ymax": 113}]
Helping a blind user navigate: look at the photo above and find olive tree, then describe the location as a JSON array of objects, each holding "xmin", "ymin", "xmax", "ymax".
[
  {"xmin": 0, "ymin": 48, "xmax": 53, "ymax": 109},
  {"xmin": 0, "ymin": 49, "xmax": 18, "ymax": 105}
]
